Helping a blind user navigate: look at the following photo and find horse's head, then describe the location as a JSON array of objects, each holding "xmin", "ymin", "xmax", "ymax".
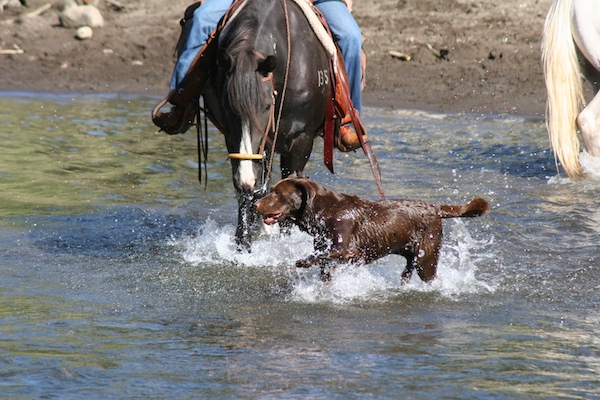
[
  {"xmin": 214, "ymin": 17, "xmax": 282, "ymax": 198},
  {"xmin": 217, "ymin": 48, "xmax": 277, "ymax": 138}
]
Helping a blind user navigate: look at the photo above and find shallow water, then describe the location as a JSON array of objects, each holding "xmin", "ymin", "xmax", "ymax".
[{"xmin": 1, "ymin": 92, "xmax": 598, "ymax": 399}]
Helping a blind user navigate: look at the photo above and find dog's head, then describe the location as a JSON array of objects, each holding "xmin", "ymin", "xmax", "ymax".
[{"xmin": 255, "ymin": 176, "xmax": 316, "ymax": 225}]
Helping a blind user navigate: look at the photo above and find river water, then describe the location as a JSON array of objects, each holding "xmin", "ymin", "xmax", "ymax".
[{"xmin": 1, "ymin": 92, "xmax": 598, "ymax": 399}]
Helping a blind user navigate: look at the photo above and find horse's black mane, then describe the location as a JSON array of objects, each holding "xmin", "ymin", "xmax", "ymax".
[{"xmin": 223, "ymin": 0, "xmax": 279, "ymax": 131}]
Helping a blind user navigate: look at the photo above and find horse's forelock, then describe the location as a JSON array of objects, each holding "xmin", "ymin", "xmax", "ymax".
[
  {"xmin": 223, "ymin": 1, "xmax": 278, "ymax": 134},
  {"xmin": 226, "ymin": 50, "xmax": 263, "ymax": 133}
]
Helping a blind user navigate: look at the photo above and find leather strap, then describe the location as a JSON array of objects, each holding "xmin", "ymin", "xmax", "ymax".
[
  {"xmin": 323, "ymin": 63, "xmax": 337, "ymax": 173},
  {"xmin": 169, "ymin": 0, "xmax": 248, "ymax": 108}
]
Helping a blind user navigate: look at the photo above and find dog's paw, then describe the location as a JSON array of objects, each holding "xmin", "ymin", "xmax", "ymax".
[
  {"xmin": 320, "ymin": 266, "xmax": 332, "ymax": 282},
  {"xmin": 295, "ymin": 258, "xmax": 312, "ymax": 268}
]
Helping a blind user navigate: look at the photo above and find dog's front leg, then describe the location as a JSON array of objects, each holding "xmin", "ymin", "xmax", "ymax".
[
  {"xmin": 295, "ymin": 254, "xmax": 335, "ymax": 281},
  {"xmin": 295, "ymin": 247, "xmax": 355, "ymax": 269},
  {"xmin": 295, "ymin": 254, "xmax": 322, "ymax": 268},
  {"xmin": 295, "ymin": 232, "xmax": 332, "ymax": 268}
]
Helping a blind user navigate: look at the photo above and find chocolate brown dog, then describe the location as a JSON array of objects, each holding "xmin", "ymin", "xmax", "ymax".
[{"xmin": 255, "ymin": 176, "xmax": 490, "ymax": 282}]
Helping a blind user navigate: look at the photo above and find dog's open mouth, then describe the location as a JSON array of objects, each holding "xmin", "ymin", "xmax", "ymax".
[{"xmin": 261, "ymin": 213, "xmax": 282, "ymax": 225}]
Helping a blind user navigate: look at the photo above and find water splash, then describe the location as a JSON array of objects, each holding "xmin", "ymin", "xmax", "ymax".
[
  {"xmin": 168, "ymin": 219, "xmax": 314, "ymax": 268},
  {"xmin": 289, "ymin": 220, "xmax": 497, "ymax": 304},
  {"xmin": 169, "ymin": 219, "xmax": 497, "ymax": 305},
  {"xmin": 580, "ymin": 150, "xmax": 600, "ymax": 177},
  {"xmin": 548, "ymin": 151, "xmax": 600, "ymax": 183},
  {"xmin": 434, "ymin": 219, "xmax": 498, "ymax": 296}
]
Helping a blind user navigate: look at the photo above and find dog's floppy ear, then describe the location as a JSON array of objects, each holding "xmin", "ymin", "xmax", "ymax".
[
  {"xmin": 291, "ymin": 181, "xmax": 308, "ymax": 217},
  {"xmin": 291, "ymin": 178, "xmax": 318, "ymax": 217}
]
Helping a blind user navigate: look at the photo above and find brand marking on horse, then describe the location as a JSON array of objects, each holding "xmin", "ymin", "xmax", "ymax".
[{"xmin": 317, "ymin": 69, "xmax": 329, "ymax": 87}]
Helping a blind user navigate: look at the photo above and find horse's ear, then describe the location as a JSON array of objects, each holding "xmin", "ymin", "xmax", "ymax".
[
  {"xmin": 257, "ymin": 55, "xmax": 277, "ymax": 77},
  {"xmin": 217, "ymin": 49, "xmax": 234, "ymax": 73}
]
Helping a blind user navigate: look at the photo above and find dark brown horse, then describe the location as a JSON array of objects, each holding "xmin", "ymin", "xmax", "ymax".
[{"xmin": 202, "ymin": 0, "xmax": 331, "ymax": 250}]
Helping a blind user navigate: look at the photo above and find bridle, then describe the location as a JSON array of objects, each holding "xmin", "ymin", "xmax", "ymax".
[
  {"xmin": 227, "ymin": 65, "xmax": 277, "ymax": 162},
  {"xmin": 227, "ymin": 0, "xmax": 291, "ymax": 188}
]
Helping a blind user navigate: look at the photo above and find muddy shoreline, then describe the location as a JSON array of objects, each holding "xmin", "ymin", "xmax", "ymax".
[{"xmin": 0, "ymin": 0, "xmax": 559, "ymax": 117}]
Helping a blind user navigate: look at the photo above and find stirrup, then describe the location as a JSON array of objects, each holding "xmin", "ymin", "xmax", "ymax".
[
  {"xmin": 152, "ymin": 98, "xmax": 197, "ymax": 135},
  {"xmin": 336, "ymin": 124, "xmax": 368, "ymax": 152}
]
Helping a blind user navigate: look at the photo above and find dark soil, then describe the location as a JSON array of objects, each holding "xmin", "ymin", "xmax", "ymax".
[{"xmin": 0, "ymin": 0, "xmax": 555, "ymax": 116}]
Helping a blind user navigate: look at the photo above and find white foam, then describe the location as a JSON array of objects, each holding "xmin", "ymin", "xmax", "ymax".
[
  {"xmin": 548, "ymin": 151, "xmax": 600, "ymax": 184},
  {"xmin": 169, "ymin": 219, "xmax": 497, "ymax": 304},
  {"xmin": 433, "ymin": 219, "xmax": 498, "ymax": 296},
  {"xmin": 169, "ymin": 219, "xmax": 314, "ymax": 268},
  {"xmin": 580, "ymin": 150, "xmax": 600, "ymax": 177},
  {"xmin": 289, "ymin": 220, "xmax": 497, "ymax": 304}
]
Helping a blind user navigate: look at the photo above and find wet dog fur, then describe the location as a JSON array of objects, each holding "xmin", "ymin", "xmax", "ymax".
[{"xmin": 254, "ymin": 176, "xmax": 490, "ymax": 282}]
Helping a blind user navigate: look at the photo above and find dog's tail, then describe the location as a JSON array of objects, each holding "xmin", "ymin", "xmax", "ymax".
[{"xmin": 438, "ymin": 198, "xmax": 490, "ymax": 219}]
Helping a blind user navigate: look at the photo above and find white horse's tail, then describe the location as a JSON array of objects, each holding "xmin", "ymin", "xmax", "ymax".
[{"xmin": 542, "ymin": 0, "xmax": 585, "ymax": 178}]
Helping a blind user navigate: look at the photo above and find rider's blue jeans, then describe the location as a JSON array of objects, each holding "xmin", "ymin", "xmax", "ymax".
[
  {"xmin": 170, "ymin": 0, "xmax": 235, "ymax": 91},
  {"xmin": 171, "ymin": 0, "xmax": 363, "ymax": 112},
  {"xmin": 314, "ymin": 0, "xmax": 363, "ymax": 112}
]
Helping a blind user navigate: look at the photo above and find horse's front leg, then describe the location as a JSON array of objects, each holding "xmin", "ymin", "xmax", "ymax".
[
  {"xmin": 235, "ymin": 191, "xmax": 256, "ymax": 252},
  {"xmin": 578, "ymin": 91, "xmax": 600, "ymax": 158},
  {"xmin": 235, "ymin": 176, "xmax": 271, "ymax": 251},
  {"xmin": 279, "ymin": 132, "xmax": 315, "ymax": 178}
]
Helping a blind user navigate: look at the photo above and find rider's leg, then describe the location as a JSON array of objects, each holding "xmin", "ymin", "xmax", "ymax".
[
  {"xmin": 314, "ymin": 0, "xmax": 363, "ymax": 113},
  {"xmin": 314, "ymin": 0, "xmax": 365, "ymax": 151},
  {"xmin": 572, "ymin": 0, "xmax": 600, "ymax": 157},
  {"xmin": 171, "ymin": 0, "xmax": 234, "ymax": 90},
  {"xmin": 153, "ymin": 0, "xmax": 234, "ymax": 134}
]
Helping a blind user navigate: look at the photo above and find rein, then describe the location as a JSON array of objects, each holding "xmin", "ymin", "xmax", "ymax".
[
  {"xmin": 228, "ymin": 64, "xmax": 276, "ymax": 161},
  {"xmin": 266, "ymin": 0, "xmax": 291, "ymax": 184},
  {"xmin": 196, "ymin": 107, "xmax": 208, "ymax": 187},
  {"xmin": 258, "ymin": 70, "xmax": 277, "ymax": 157}
]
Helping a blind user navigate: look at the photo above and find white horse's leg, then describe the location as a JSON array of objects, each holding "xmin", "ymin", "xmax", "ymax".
[
  {"xmin": 572, "ymin": 0, "xmax": 600, "ymax": 157},
  {"xmin": 578, "ymin": 94, "xmax": 600, "ymax": 157}
]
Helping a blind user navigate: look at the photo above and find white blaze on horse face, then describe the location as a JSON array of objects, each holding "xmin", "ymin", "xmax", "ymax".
[{"xmin": 239, "ymin": 120, "xmax": 256, "ymax": 189}]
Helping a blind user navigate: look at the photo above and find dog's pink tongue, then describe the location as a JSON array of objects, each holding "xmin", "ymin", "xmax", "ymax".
[{"xmin": 262, "ymin": 213, "xmax": 280, "ymax": 225}]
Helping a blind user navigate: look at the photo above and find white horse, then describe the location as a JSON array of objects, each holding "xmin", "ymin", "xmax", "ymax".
[{"xmin": 542, "ymin": 0, "xmax": 600, "ymax": 178}]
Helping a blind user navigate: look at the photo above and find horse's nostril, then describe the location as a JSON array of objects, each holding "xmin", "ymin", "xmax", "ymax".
[{"xmin": 240, "ymin": 179, "xmax": 257, "ymax": 193}]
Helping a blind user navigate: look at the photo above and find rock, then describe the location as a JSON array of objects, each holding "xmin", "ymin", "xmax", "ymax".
[
  {"xmin": 75, "ymin": 26, "xmax": 93, "ymax": 40},
  {"xmin": 66, "ymin": 0, "xmax": 99, "ymax": 6},
  {"xmin": 0, "ymin": 0, "xmax": 23, "ymax": 12},
  {"xmin": 59, "ymin": 4, "xmax": 104, "ymax": 29},
  {"xmin": 62, "ymin": 0, "xmax": 78, "ymax": 10}
]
